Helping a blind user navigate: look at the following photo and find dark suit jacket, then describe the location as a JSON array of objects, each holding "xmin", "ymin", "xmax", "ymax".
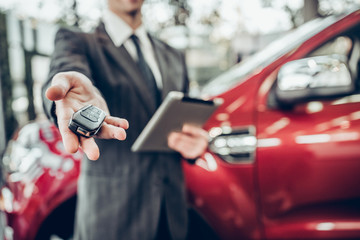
[{"xmin": 42, "ymin": 23, "xmax": 189, "ymax": 240}]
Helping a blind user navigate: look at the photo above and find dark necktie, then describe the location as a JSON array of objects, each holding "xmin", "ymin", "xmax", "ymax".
[{"xmin": 130, "ymin": 34, "xmax": 161, "ymax": 106}]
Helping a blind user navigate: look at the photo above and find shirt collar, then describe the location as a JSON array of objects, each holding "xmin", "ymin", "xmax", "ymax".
[{"xmin": 103, "ymin": 9, "xmax": 149, "ymax": 47}]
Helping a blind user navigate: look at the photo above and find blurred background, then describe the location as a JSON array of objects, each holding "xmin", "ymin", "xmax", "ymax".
[{"xmin": 0, "ymin": 0, "xmax": 360, "ymax": 157}]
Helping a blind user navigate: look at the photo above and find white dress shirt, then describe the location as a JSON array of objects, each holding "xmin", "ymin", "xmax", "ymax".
[{"xmin": 102, "ymin": 9, "xmax": 163, "ymax": 89}]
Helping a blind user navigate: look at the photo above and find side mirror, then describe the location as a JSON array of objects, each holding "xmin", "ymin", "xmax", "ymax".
[{"xmin": 275, "ymin": 54, "xmax": 355, "ymax": 106}]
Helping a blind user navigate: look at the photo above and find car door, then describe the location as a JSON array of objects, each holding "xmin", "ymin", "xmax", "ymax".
[{"xmin": 256, "ymin": 20, "xmax": 360, "ymax": 239}]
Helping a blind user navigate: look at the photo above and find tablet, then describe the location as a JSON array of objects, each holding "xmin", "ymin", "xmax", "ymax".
[{"xmin": 131, "ymin": 91, "xmax": 223, "ymax": 152}]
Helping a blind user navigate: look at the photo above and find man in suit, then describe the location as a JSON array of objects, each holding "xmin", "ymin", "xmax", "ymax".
[{"xmin": 42, "ymin": 0, "xmax": 209, "ymax": 239}]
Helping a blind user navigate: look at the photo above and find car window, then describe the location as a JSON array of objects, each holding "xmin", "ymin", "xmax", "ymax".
[
  {"xmin": 309, "ymin": 36, "xmax": 353, "ymax": 57},
  {"xmin": 307, "ymin": 23, "xmax": 360, "ymax": 83},
  {"xmin": 200, "ymin": 14, "xmax": 341, "ymax": 97},
  {"xmin": 267, "ymin": 23, "xmax": 360, "ymax": 109}
]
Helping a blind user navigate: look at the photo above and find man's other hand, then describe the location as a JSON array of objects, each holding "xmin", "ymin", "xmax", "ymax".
[{"xmin": 168, "ymin": 124, "xmax": 209, "ymax": 160}]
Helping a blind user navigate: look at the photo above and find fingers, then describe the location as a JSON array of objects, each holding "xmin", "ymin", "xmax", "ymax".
[
  {"xmin": 58, "ymin": 109, "xmax": 102, "ymax": 160},
  {"xmin": 182, "ymin": 124, "xmax": 209, "ymax": 140},
  {"xmin": 57, "ymin": 108, "xmax": 80, "ymax": 154},
  {"xmin": 96, "ymin": 116, "xmax": 128, "ymax": 140},
  {"xmin": 168, "ymin": 126, "xmax": 209, "ymax": 159},
  {"xmin": 80, "ymin": 137, "xmax": 100, "ymax": 160},
  {"xmin": 58, "ymin": 114, "xmax": 128, "ymax": 156},
  {"xmin": 77, "ymin": 117, "xmax": 127, "ymax": 160},
  {"xmin": 98, "ymin": 123, "xmax": 127, "ymax": 140},
  {"xmin": 105, "ymin": 116, "xmax": 129, "ymax": 130}
]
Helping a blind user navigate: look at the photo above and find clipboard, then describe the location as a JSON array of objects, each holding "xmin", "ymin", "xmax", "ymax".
[{"xmin": 131, "ymin": 91, "xmax": 223, "ymax": 152}]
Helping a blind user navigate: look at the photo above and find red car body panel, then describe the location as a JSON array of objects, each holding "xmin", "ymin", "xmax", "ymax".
[
  {"xmin": 2, "ymin": 122, "xmax": 81, "ymax": 240},
  {"xmin": 2, "ymin": 9, "xmax": 360, "ymax": 240},
  {"xmin": 184, "ymin": 9, "xmax": 360, "ymax": 240}
]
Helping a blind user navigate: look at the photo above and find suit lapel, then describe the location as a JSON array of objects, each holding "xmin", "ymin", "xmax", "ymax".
[
  {"xmin": 95, "ymin": 24, "xmax": 157, "ymax": 116},
  {"xmin": 149, "ymin": 36, "xmax": 179, "ymax": 100}
]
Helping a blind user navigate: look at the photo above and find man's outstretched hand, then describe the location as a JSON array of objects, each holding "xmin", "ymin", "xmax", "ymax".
[{"xmin": 45, "ymin": 71, "xmax": 129, "ymax": 160}]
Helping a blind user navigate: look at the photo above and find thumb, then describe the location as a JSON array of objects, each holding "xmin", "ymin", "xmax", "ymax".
[
  {"xmin": 46, "ymin": 84, "xmax": 69, "ymax": 101},
  {"xmin": 46, "ymin": 73, "xmax": 72, "ymax": 101}
]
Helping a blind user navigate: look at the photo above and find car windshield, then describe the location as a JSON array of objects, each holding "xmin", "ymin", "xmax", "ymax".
[{"xmin": 200, "ymin": 14, "xmax": 341, "ymax": 97}]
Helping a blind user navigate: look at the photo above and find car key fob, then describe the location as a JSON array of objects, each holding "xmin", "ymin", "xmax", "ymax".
[{"xmin": 68, "ymin": 105, "xmax": 106, "ymax": 138}]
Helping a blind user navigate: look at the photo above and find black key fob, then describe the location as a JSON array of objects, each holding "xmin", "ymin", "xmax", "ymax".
[{"xmin": 68, "ymin": 105, "xmax": 106, "ymax": 138}]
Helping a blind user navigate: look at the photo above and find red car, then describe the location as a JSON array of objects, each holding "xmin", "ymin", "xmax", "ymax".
[{"xmin": 1, "ymin": 9, "xmax": 360, "ymax": 240}]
